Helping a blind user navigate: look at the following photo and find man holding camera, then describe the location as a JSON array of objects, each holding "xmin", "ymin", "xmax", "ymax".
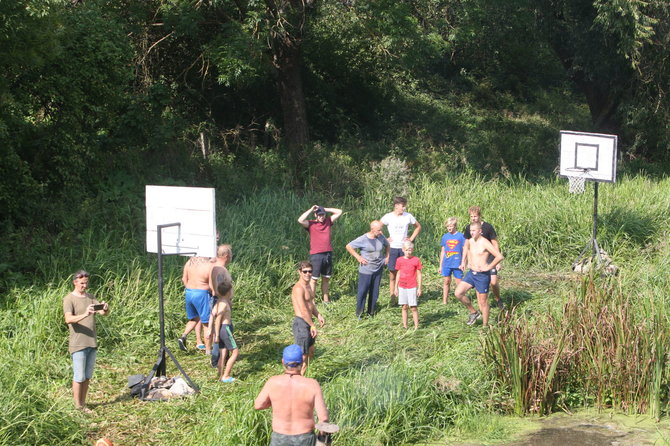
[{"xmin": 63, "ymin": 270, "xmax": 109, "ymax": 413}]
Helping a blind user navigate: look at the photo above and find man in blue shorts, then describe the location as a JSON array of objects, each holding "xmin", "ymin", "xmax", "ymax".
[
  {"xmin": 463, "ymin": 206, "xmax": 505, "ymax": 310},
  {"xmin": 455, "ymin": 222, "xmax": 503, "ymax": 327},
  {"xmin": 178, "ymin": 255, "xmax": 215, "ymax": 354}
]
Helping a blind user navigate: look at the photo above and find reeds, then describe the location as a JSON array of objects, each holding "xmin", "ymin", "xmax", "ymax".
[{"xmin": 484, "ymin": 274, "xmax": 670, "ymax": 416}]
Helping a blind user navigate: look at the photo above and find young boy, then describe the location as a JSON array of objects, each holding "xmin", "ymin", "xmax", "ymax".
[
  {"xmin": 211, "ymin": 266, "xmax": 238, "ymax": 383},
  {"xmin": 394, "ymin": 241, "xmax": 422, "ymax": 329},
  {"xmin": 62, "ymin": 270, "xmax": 109, "ymax": 413},
  {"xmin": 381, "ymin": 196, "xmax": 422, "ymax": 301},
  {"xmin": 439, "ymin": 217, "xmax": 466, "ymax": 304}
]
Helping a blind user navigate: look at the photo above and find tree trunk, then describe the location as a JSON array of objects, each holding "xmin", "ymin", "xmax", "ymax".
[
  {"xmin": 267, "ymin": 0, "xmax": 311, "ymax": 184},
  {"xmin": 274, "ymin": 39, "xmax": 310, "ymax": 174}
]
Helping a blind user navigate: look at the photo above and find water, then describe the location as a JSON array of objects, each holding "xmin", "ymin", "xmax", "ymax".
[
  {"xmin": 504, "ymin": 414, "xmax": 661, "ymax": 446},
  {"xmin": 508, "ymin": 424, "xmax": 627, "ymax": 446}
]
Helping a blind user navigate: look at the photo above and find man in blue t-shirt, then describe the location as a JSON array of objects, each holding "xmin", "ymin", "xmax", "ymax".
[{"xmin": 346, "ymin": 220, "xmax": 390, "ymax": 318}]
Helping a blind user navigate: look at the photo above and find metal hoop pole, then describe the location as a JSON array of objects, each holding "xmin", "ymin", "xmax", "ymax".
[{"xmin": 592, "ymin": 182, "xmax": 598, "ymax": 256}]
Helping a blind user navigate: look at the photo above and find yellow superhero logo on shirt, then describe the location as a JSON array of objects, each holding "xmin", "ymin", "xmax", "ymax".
[{"xmin": 446, "ymin": 239, "xmax": 460, "ymax": 249}]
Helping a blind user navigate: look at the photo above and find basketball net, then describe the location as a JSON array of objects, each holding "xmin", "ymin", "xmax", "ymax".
[{"xmin": 568, "ymin": 175, "xmax": 585, "ymax": 194}]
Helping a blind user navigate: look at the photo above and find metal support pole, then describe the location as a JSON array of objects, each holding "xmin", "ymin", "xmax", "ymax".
[
  {"xmin": 141, "ymin": 223, "xmax": 199, "ymax": 399},
  {"xmin": 157, "ymin": 226, "xmax": 166, "ymax": 376},
  {"xmin": 592, "ymin": 182, "xmax": 598, "ymax": 256}
]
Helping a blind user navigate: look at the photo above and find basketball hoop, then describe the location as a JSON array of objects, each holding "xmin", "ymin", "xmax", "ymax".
[{"xmin": 568, "ymin": 175, "xmax": 585, "ymax": 194}]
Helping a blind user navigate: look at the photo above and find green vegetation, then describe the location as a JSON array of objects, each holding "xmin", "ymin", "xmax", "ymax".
[
  {"xmin": 1, "ymin": 174, "xmax": 669, "ymax": 445},
  {"xmin": 2, "ymin": 0, "xmax": 670, "ymax": 444}
]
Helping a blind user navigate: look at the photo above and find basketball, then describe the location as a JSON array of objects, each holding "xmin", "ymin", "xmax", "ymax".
[{"xmin": 95, "ymin": 438, "xmax": 113, "ymax": 446}]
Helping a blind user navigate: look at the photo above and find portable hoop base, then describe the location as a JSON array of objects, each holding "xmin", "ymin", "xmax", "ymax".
[
  {"xmin": 141, "ymin": 223, "xmax": 199, "ymax": 399},
  {"xmin": 571, "ymin": 182, "xmax": 609, "ymax": 271}
]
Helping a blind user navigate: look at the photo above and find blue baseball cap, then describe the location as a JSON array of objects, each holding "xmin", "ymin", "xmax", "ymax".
[
  {"xmin": 282, "ymin": 344, "xmax": 303, "ymax": 364},
  {"xmin": 315, "ymin": 206, "xmax": 326, "ymax": 215}
]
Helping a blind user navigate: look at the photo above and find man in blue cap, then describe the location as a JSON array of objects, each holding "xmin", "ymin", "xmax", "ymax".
[{"xmin": 255, "ymin": 344, "xmax": 329, "ymax": 446}]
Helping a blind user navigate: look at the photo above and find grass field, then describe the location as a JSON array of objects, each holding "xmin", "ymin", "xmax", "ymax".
[{"xmin": 1, "ymin": 173, "xmax": 669, "ymax": 445}]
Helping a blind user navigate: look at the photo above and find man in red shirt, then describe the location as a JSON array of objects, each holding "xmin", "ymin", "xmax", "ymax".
[
  {"xmin": 393, "ymin": 241, "xmax": 422, "ymax": 329},
  {"xmin": 298, "ymin": 205, "xmax": 343, "ymax": 303}
]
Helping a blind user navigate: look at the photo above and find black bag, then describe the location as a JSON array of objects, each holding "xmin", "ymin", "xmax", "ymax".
[{"xmin": 128, "ymin": 374, "xmax": 146, "ymax": 398}]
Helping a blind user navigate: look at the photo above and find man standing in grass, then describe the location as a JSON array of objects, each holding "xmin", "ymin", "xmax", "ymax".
[
  {"xmin": 291, "ymin": 261, "xmax": 325, "ymax": 374},
  {"xmin": 63, "ymin": 270, "xmax": 109, "ymax": 413},
  {"xmin": 463, "ymin": 206, "xmax": 505, "ymax": 310},
  {"xmin": 298, "ymin": 204, "xmax": 343, "ymax": 304},
  {"xmin": 455, "ymin": 222, "xmax": 504, "ymax": 327},
  {"xmin": 254, "ymin": 344, "xmax": 329, "ymax": 446},
  {"xmin": 381, "ymin": 196, "xmax": 421, "ymax": 302},
  {"xmin": 178, "ymin": 244, "xmax": 230, "ymax": 355},
  {"xmin": 346, "ymin": 220, "xmax": 390, "ymax": 318}
]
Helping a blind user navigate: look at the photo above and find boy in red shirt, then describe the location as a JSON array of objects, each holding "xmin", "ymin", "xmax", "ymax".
[{"xmin": 393, "ymin": 241, "xmax": 422, "ymax": 329}]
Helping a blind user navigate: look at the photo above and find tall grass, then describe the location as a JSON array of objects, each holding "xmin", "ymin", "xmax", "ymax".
[{"xmin": 1, "ymin": 173, "xmax": 669, "ymax": 444}]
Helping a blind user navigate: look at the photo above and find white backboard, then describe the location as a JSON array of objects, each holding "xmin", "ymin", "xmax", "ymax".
[
  {"xmin": 559, "ymin": 131, "xmax": 617, "ymax": 182},
  {"xmin": 145, "ymin": 185, "xmax": 217, "ymax": 257}
]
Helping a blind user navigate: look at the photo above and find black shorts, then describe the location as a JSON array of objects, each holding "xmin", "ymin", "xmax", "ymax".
[
  {"xmin": 292, "ymin": 316, "xmax": 315, "ymax": 354},
  {"xmin": 387, "ymin": 248, "xmax": 404, "ymax": 272},
  {"xmin": 309, "ymin": 252, "xmax": 332, "ymax": 280},
  {"xmin": 218, "ymin": 324, "xmax": 238, "ymax": 350}
]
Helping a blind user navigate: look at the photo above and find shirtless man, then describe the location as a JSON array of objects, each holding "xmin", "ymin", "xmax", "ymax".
[
  {"xmin": 463, "ymin": 206, "xmax": 505, "ymax": 309},
  {"xmin": 291, "ymin": 261, "xmax": 325, "ymax": 374},
  {"xmin": 454, "ymin": 222, "xmax": 504, "ymax": 327},
  {"xmin": 254, "ymin": 344, "xmax": 329, "ymax": 446},
  {"xmin": 178, "ymin": 244, "xmax": 231, "ymax": 354}
]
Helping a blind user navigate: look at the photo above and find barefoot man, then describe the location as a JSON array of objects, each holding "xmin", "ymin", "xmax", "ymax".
[
  {"xmin": 463, "ymin": 206, "xmax": 505, "ymax": 309},
  {"xmin": 455, "ymin": 221, "xmax": 504, "ymax": 327},
  {"xmin": 291, "ymin": 261, "xmax": 325, "ymax": 374},
  {"xmin": 255, "ymin": 344, "xmax": 329, "ymax": 446}
]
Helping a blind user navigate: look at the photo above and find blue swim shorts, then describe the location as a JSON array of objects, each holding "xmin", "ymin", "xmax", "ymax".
[
  {"xmin": 463, "ymin": 270, "xmax": 491, "ymax": 294},
  {"xmin": 441, "ymin": 266, "xmax": 463, "ymax": 279},
  {"xmin": 185, "ymin": 288, "xmax": 212, "ymax": 323}
]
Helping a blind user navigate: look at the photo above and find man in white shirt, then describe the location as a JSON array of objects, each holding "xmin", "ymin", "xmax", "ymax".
[{"xmin": 381, "ymin": 196, "xmax": 421, "ymax": 302}]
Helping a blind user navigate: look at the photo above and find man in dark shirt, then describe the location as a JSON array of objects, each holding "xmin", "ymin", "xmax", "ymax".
[{"xmin": 297, "ymin": 205, "xmax": 343, "ymax": 303}]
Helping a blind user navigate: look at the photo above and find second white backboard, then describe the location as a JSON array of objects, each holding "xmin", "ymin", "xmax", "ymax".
[{"xmin": 559, "ymin": 131, "xmax": 617, "ymax": 183}]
